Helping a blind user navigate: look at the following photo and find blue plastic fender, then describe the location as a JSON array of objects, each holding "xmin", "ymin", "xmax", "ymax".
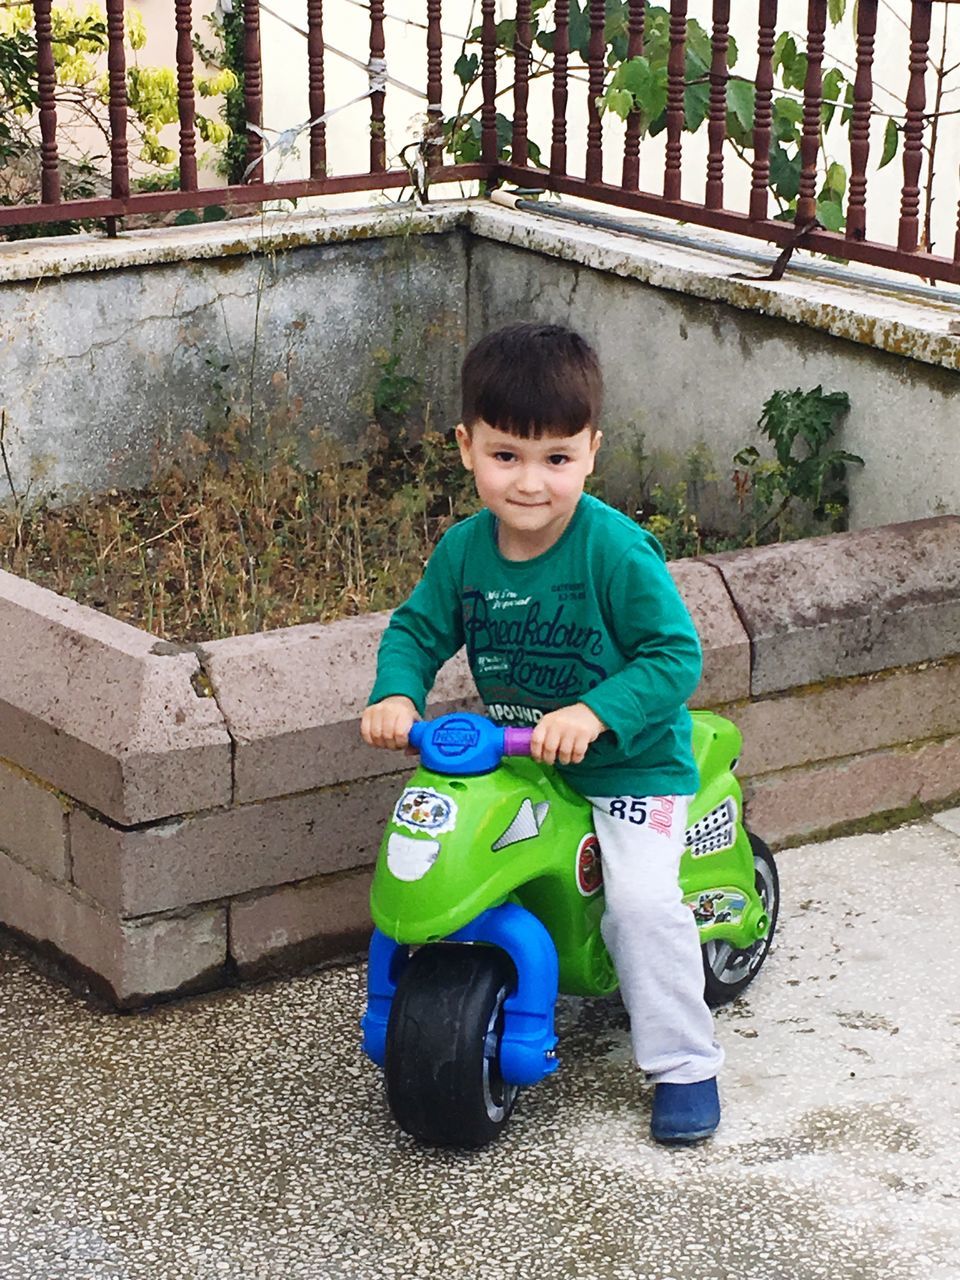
[
  {"xmin": 446, "ymin": 902, "xmax": 560, "ymax": 1086},
  {"xmin": 360, "ymin": 902, "xmax": 561, "ymax": 1087},
  {"xmin": 360, "ymin": 928, "xmax": 408, "ymax": 1069}
]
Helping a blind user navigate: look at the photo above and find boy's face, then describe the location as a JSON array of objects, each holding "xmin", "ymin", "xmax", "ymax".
[{"xmin": 455, "ymin": 420, "xmax": 602, "ymax": 557}]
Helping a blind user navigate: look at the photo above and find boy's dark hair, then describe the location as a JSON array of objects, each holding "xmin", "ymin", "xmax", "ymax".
[{"xmin": 461, "ymin": 322, "xmax": 603, "ymax": 438}]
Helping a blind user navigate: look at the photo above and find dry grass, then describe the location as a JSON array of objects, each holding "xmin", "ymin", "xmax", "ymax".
[{"xmin": 0, "ymin": 411, "xmax": 478, "ymax": 642}]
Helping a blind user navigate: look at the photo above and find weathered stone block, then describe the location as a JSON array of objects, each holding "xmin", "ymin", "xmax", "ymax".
[
  {"xmin": 933, "ymin": 806, "xmax": 960, "ymax": 837},
  {"xmin": 708, "ymin": 517, "xmax": 960, "ymax": 695},
  {"xmin": 668, "ymin": 560, "xmax": 750, "ymax": 706},
  {"xmin": 0, "ymin": 849, "xmax": 227, "ymax": 1006},
  {"xmin": 70, "ymin": 773, "xmax": 403, "ymax": 916},
  {"xmin": 0, "ymin": 759, "xmax": 70, "ymax": 879},
  {"xmin": 0, "ymin": 571, "xmax": 232, "ymax": 824},
  {"xmin": 199, "ymin": 614, "xmax": 479, "ymax": 804},
  {"xmin": 230, "ymin": 867, "xmax": 373, "ymax": 979},
  {"xmin": 200, "ymin": 562, "xmax": 747, "ymax": 804},
  {"xmin": 743, "ymin": 735, "xmax": 960, "ymax": 846},
  {"xmin": 729, "ymin": 657, "xmax": 960, "ymax": 777}
]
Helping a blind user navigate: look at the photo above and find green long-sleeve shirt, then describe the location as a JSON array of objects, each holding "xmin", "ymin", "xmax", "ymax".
[{"xmin": 369, "ymin": 494, "xmax": 702, "ymax": 797}]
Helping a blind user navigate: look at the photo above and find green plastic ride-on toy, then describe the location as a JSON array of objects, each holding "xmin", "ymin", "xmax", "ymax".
[{"xmin": 361, "ymin": 710, "xmax": 778, "ymax": 1148}]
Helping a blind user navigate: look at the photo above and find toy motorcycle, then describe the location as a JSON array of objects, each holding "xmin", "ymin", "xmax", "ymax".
[{"xmin": 361, "ymin": 711, "xmax": 778, "ymax": 1148}]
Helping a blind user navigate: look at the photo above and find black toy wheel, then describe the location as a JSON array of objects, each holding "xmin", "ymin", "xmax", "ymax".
[
  {"xmin": 385, "ymin": 944, "xmax": 519, "ymax": 1148},
  {"xmin": 702, "ymin": 832, "xmax": 779, "ymax": 1007}
]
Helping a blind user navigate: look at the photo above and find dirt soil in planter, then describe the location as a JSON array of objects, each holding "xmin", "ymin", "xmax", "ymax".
[
  {"xmin": 0, "ymin": 420, "xmax": 746, "ymax": 643},
  {"xmin": 0, "ymin": 422, "xmax": 484, "ymax": 642}
]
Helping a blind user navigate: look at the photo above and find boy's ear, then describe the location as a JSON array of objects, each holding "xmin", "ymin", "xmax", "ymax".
[
  {"xmin": 587, "ymin": 428, "xmax": 603, "ymax": 471},
  {"xmin": 455, "ymin": 422, "xmax": 474, "ymax": 471}
]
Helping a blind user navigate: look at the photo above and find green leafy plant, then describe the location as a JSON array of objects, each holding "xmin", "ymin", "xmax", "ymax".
[
  {"xmin": 734, "ymin": 386, "xmax": 862, "ymax": 541},
  {"xmin": 641, "ymin": 480, "xmax": 704, "ymax": 560},
  {"xmin": 439, "ymin": 0, "xmax": 956, "ymax": 257},
  {"xmin": 0, "ymin": 4, "xmax": 236, "ymax": 232},
  {"xmin": 193, "ymin": 6, "xmax": 248, "ymax": 183}
]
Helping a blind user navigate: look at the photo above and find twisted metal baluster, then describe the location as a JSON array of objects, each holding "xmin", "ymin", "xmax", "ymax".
[
  {"xmin": 307, "ymin": 0, "xmax": 327, "ymax": 177},
  {"xmin": 796, "ymin": 0, "xmax": 827, "ymax": 225},
  {"xmin": 585, "ymin": 0, "xmax": 605, "ymax": 183},
  {"xmin": 898, "ymin": 0, "xmax": 932, "ymax": 253},
  {"xmin": 35, "ymin": 0, "xmax": 61, "ymax": 204},
  {"xmin": 621, "ymin": 0, "xmax": 645, "ymax": 190},
  {"xmin": 243, "ymin": 0, "xmax": 264, "ymax": 183},
  {"xmin": 175, "ymin": 0, "xmax": 198, "ymax": 191},
  {"xmin": 705, "ymin": 0, "xmax": 730, "ymax": 210},
  {"xmin": 846, "ymin": 0, "xmax": 877, "ymax": 242},
  {"xmin": 663, "ymin": 0, "xmax": 687, "ymax": 201},
  {"xmin": 105, "ymin": 0, "xmax": 129, "ymax": 201},
  {"xmin": 749, "ymin": 0, "xmax": 777, "ymax": 220},
  {"xmin": 551, "ymin": 0, "xmax": 570, "ymax": 177},
  {"xmin": 481, "ymin": 0, "xmax": 498, "ymax": 164},
  {"xmin": 513, "ymin": 0, "xmax": 532, "ymax": 167}
]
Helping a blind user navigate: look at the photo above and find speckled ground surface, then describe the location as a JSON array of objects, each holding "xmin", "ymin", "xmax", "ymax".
[{"xmin": 1, "ymin": 817, "xmax": 959, "ymax": 1280}]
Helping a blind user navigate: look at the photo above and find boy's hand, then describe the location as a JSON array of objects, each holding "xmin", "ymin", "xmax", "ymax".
[
  {"xmin": 530, "ymin": 703, "xmax": 606, "ymax": 766},
  {"xmin": 361, "ymin": 696, "xmax": 419, "ymax": 750}
]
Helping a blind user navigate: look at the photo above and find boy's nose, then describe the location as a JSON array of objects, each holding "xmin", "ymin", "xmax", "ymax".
[{"xmin": 515, "ymin": 467, "xmax": 543, "ymax": 494}]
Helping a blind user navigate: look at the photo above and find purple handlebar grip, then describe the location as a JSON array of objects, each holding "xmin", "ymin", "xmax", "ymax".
[{"xmin": 503, "ymin": 727, "xmax": 535, "ymax": 756}]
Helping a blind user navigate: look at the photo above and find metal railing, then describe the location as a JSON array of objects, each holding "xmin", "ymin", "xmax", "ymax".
[{"xmin": 3, "ymin": 0, "xmax": 959, "ymax": 285}]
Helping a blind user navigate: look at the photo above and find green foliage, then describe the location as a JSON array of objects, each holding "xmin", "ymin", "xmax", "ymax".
[
  {"xmin": 734, "ymin": 386, "xmax": 862, "ymax": 541},
  {"xmin": 641, "ymin": 481, "xmax": 704, "ymax": 560},
  {"xmin": 0, "ymin": 4, "xmax": 236, "ymax": 231},
  {"xmin": 443, "ymin": 0, "xmax": 906, "ymax": 235},
  {"xmin": 880, "ymin": 117, "xmax": 900, "ymax": 169},
  {"xmin": 443, "ymin": 111, "xmax": 541, "ymax": 167},
  {"xmin": 133, "ymin": 167, "xmax": 181, "ymax": 194},
  {"xmin": 636, "ymin": 442, "xmax": 741, "ymax": 559},
  {"xmin": 0, "ymin": 25, "xmax": 38, "ymax": 162},
  {"xmin": 193, "ymin": 7, "xmax": 247, "ymax": 182},
  {"xmin": 604, "ymin": 57, "xmax": 667, "ymax": 130},
  {"xmin": 173, "ymin": 205, "xmax": 227, "ymax": 226},
  {"xmin": 373, "ymin": 350, "xmax": 422, "ymax": 429}
]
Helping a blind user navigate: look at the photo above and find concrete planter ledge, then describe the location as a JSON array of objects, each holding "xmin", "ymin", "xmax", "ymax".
[
  {"xmin": 0, "ymin": 516, "xmax": 958, "ymax": 1007},
  {"xmin": 2, "ymin": 201, "xmax": 957, "ymax": 372},
  {"xmin": 0, "ymin": 570, "xmax": 231, "ymax": 824}
]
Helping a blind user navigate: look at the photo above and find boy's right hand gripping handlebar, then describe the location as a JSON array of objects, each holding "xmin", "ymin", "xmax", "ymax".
[{"xmin": 408, "ymin": 713, "xmax": 533, "ymax": 775}]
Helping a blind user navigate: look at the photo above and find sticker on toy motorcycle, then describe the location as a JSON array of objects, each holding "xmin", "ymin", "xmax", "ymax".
[
  {"xmin": 393, "ymin": 787, "xmax": 458, "ymax": 835},
  {"xmin": 685, "ymin": 888, "xmax": 747, "ymax": 927},
  {"xmin": 576, "ymin": 833, "xmax": 603, "ymax": 896},
  {"xmin": 387, "ymin": 833, "xmax": 441, "ymax": 882},
  {"xmin": 492, "ymin": 798, "xmax": 550, "ymax": 851},
  {"xmin": 685, "ymin": 798, "xmax": 738, "ymax": 858}
]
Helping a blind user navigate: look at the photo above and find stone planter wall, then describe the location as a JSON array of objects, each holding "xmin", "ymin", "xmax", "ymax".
[{"xmin": 0, "ymin": 515, "xmax": 958, "ymax": 1007}]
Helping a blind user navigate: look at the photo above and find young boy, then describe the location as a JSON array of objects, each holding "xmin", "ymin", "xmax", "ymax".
[{"xmin": 360, "ymin": 323, "xmax": 723, "ymax": 1143}]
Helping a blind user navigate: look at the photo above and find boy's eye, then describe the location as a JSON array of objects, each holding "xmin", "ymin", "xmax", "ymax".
[
  {"xmin": 547, "ymin": 454, "xmax": 571, "ymax": 466},
  {"xmin": 493, "ymin": 451, "xmax": 516, "ymax": 462}
]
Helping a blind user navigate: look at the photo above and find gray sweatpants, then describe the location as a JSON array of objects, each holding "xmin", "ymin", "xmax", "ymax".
[{"xmin": 588, "ymin": 793, "xmax": 724, "ymax": 1085}]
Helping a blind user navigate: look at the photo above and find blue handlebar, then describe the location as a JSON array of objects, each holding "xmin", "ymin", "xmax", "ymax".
[{"xmin": 409, "ymin": 713, "xmax": 507, "ymax": 776}]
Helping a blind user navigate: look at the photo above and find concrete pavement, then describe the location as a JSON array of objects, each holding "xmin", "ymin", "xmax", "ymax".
[{"xmin": 1, "ymin": 816, "xmax": 959, "ymax": 1280}]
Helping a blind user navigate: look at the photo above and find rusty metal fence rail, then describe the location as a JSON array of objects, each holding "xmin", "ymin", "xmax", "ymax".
[{"xmin": 2, "ymin": 0, "xmax": 959, "ymax": 285}]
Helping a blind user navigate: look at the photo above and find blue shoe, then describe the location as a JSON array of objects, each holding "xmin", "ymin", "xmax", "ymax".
[{"xmin": 650, "ymin": 1078, "xmax": 720, "ymax": 1144}]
